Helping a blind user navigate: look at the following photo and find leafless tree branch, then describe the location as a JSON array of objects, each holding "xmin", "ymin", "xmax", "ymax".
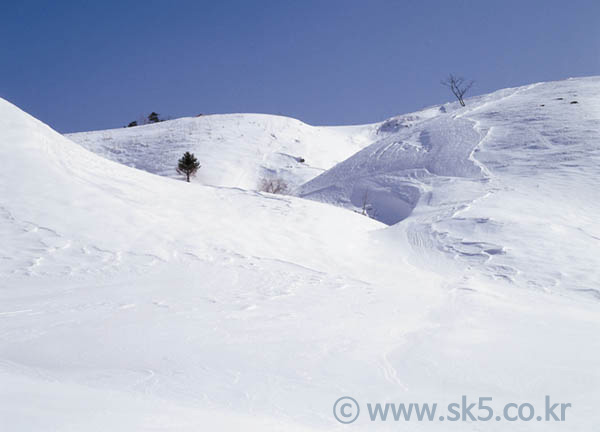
[{"xmin": 441, "ymin": 74, "xmax": 474, "ymax": 107}]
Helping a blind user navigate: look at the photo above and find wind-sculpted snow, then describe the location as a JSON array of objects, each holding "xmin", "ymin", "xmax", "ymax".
[
  {"xmin": 298, "ymin": 115, "xmax": 484, "ymax": 224},
  {"xmin": 1, "ymin": 79, "xmax": 600, "ymax": 431},
  {"xmin": 299, "ymin": 77, "xmax": 600, "ymax": 298},
  {"xmin": 450, "ymin": 77, "xmax": 600, "ymax": 295}
]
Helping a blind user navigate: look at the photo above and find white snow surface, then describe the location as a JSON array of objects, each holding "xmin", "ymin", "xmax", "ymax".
[
  {"xmin": 1, "ymin": 77, "xmax": 599, "ymax": 431},
  {"xmin": 299, "ymin": 77, "xmax": 600, "ymax": 296},
  {"xmin": 68, "ymin": 114, "xmax": 376, "ymax": 190}
]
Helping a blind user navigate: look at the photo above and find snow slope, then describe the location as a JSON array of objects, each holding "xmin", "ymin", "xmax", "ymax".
[
  {"xmin": 68, "ymin": 114, "xmax": 377, "ymax": 190},
  {"xmin": 299, "ymin": 77, "xmax": 600, "ymax": 296},
  {"xmin": 1, "ymin": 78, "xmax": 600, "ymax": 431},
  {"xmin": 0, "ymin": 97, "xmax": 438, "ymax": 431}
]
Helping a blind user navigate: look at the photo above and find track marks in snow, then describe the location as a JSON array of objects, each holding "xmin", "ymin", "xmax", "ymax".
[
  {"xmin": 379, "ymin": 349, "xmax": 409, "ymax": 391},
  {"xmin": 0, "ymin": 206, "xmax": 166, "ymax": 278}
]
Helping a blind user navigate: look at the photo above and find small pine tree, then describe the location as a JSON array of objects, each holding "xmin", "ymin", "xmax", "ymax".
[
  {"xmin": 127, "ymin": 120, "xmax": 138, "ymax": 127},
  {"xmin": 148, "ymin": 112, "xmax": 161, "ymax": 123},
  {"xmin": 176, "ymin": 152, "xmax": 200, "ymax": 182}
]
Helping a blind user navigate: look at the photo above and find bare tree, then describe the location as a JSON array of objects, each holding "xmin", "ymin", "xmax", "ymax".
[
  {"xmin": 361, "ymin": 189, "xmax": 370, "ymax": 216},
  {"xmin": 441, "ymin": 74, "xmax": 474, "ymax": 107},
  {"xmin": 259, "ymin": 178, "xmax": 289, "ymax": 194}
]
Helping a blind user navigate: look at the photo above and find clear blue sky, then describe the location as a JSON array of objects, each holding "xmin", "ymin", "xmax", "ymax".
[{"xmin": 1, "ymin": 0, "xmax": 599, "ymax": 133}]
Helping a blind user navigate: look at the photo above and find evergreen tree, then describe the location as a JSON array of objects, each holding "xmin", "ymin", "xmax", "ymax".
[
  {"xmin": 147, "ymin": 112, "xmax": 161, "ymax": 123},
  {"xmin": 127, "ymin": 121, "xmax": 138, "ymax": 127},
  {"xmin": 176, "ymin": 152, "xmax": 200, "ymax": 182}
]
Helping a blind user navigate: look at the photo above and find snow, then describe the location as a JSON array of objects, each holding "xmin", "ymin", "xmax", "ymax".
[
  {"xmin": 299, "ymin": 77, "xmax": 600, "ymax": 295},
  {"xmin": 67, "ymin": 114, "xmax": 377, "ymax": 190},
  {"xmin": 1, "ymin": 77, "xmax": 599, "ymax": 431}
]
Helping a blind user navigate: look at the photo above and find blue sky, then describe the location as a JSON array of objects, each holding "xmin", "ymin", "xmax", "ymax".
[{"xmin": 1, "ymin": 0, "xmax": 599, "ymax": 132}]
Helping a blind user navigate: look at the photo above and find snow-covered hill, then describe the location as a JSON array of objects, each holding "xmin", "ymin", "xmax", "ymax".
[
  {"xmin": 299, "ymin": 77, "xmax": 600, "ymax": 296},
  {"xmin": 1, "ymin": 78, "xmax": 599, "ymax": 431},
  {"xmin": 68, "ymin": 114, "xmax": 377, "ymax": 190}
]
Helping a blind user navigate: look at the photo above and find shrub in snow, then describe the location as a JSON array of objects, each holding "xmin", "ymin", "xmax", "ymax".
[
  {"xmin": 127, "ymin": 121, "xmax": 138, "ymax": 127},
  {"xmin": 176, "ymin": 152, "xmax": 201, "ymax": 182},
  {"xmin": 147, "ymin": 112, "xmax": 161, "ymax": 123},
  {"xmin": 378, "ymin": 118, "xmax": 403, "ymax": 134},
  {"xmin": 259, "ymin": 178, "xmax": 289, "ymax": 194}
]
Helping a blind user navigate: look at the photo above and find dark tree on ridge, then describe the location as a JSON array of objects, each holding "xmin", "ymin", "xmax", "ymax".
[
  {"xmin": 441, "ymin": 74, "xmax": 474, "ymax": 107},
  {"xmin": 147, "ymin": 112, "xmax": 161, "ymax": 123}
]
